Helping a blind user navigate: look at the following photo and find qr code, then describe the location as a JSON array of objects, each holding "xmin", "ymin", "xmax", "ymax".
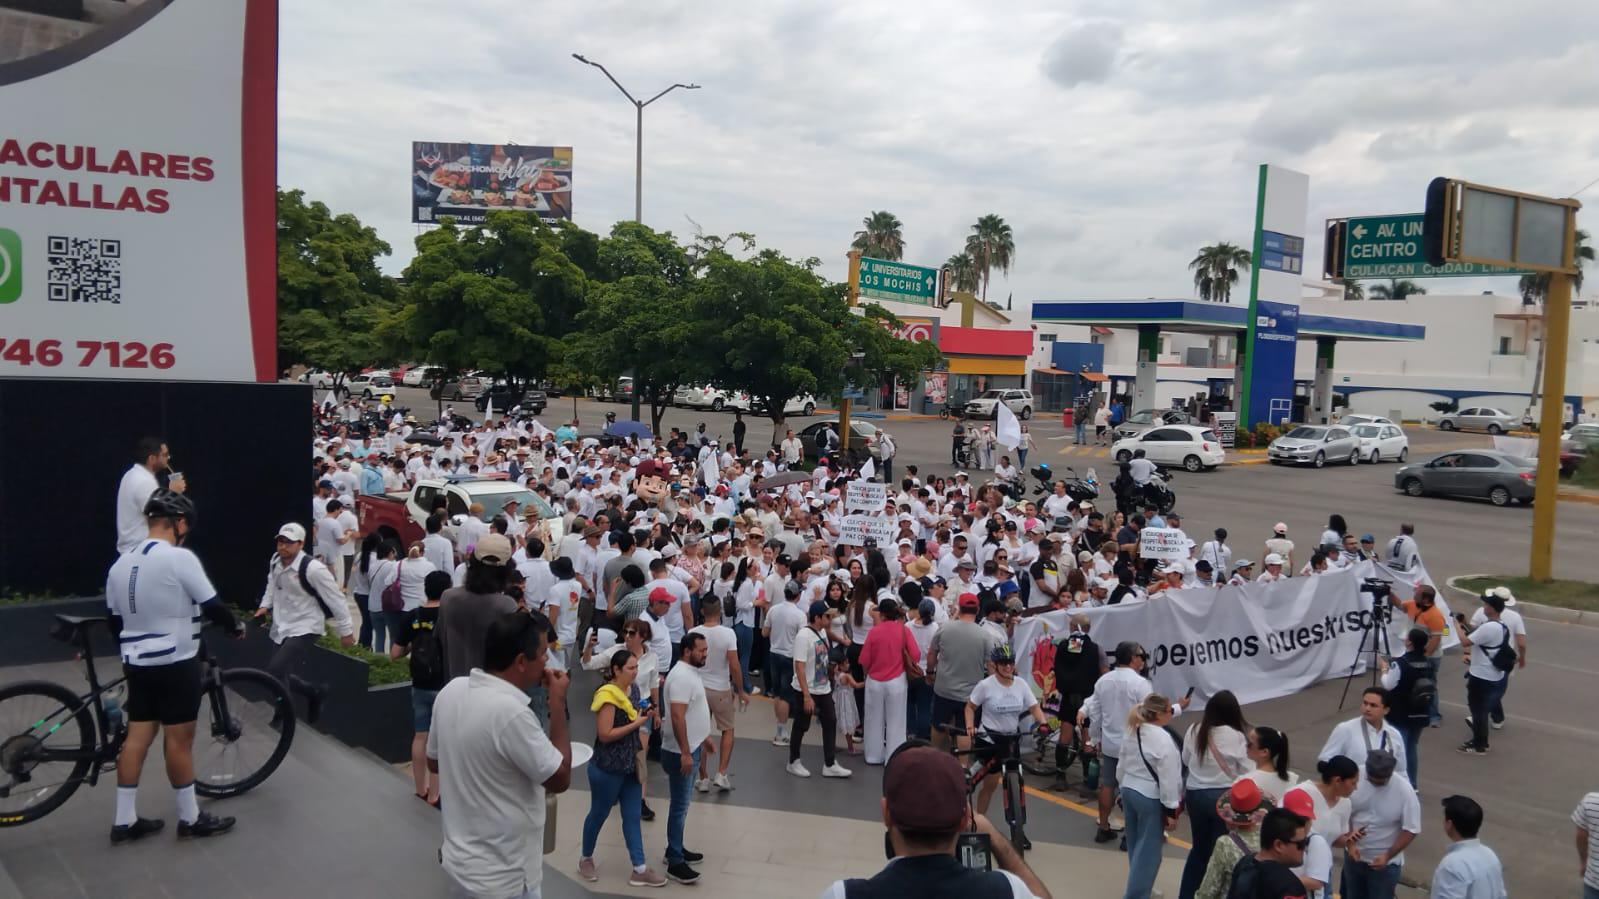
[{"xmin": 46, "ymin": 236, "xmax": 122, "ymax": 304}]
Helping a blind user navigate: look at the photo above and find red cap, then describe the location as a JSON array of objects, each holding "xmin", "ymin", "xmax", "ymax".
[
  {"xmin": 648, "ymin": 587, "xmax": 674, "ymax": 603},
  {"xmin": 1283, "ymin": 787, "xmax": 1316, "ymax": 820},
  {"xmin": 957, "ymin": 592, "xmax": 980, "ymax": 610}
]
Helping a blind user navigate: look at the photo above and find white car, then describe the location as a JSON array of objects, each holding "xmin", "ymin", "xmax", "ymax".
[
  {"xmin": 1337, "ymin": 413, "xmax": 1396, "ymax": 428},
  {"xmin": 402, "ymin": 365, "xmax": 444, "ymax": 387},
  {"xmin": 674, "ymin": 384, "xmax": 747, "ymax": 411},
  {"xmin": 1351, "ymin": 423, "xmax": 1410, "ymax": 463},
  {"xmin": 1111, "ymin": 424, "xmax": 1225, "ymax": 471},
  {"xmin": 345, "ymin": 371, "xmax": 396, "ymax": 399},
  {"xmin": 731, "ymin": 393, "xmax": 818, "ymax": 416},
  {"xmin": 963, "ymin": 388, "xmax": 1034, "ymax": 420},
  {"xmin": 301, "ymin": 368, "xmax": 339, "ymax": 389}
]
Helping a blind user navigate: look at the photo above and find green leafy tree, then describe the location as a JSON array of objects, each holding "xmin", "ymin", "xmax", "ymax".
[
  {"xmin": 1188, "ymin": 242, "xmax": 1251, "ymax": 303},
  {"xmin": 945, "ymin": 252, "xmax": 979, "ymax": 294},
  {"xmin": 851, "ymin": 211, "xmax": 905, "ymax": 261},
  {"xmin": 965, "ymin": 214, "xmax": 1015, "ymax": 301},
  {"xmin": 275, "ymin": 189, "xmax": 397, "ymax": 384},
  {"xmin": 1519, "ymin": 229, "xmax": 1593, "ymax": 304},
  {"xmin": 567, "ymin": 222, "xmax": 701, "ymax": 430},
  {"xmin": 1342, "ymin": 280, "xmax": 1365, "ymax": 301},
  {"xmin": 1368, "ymin": 279, "xmax": 1427, "ymax": 300},
  {"xmin": 689, "ymin": 238, "xmax": 941, "ymax": 444},
  {"xmin": 395, "ymin": 212, "xmax": 587, "ymax": 399}
]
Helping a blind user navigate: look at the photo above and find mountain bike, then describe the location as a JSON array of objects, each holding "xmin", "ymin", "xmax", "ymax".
[
  {"xmin": 0, "ymin": 614, "xmax": 295, "ymax": 827},
  {"xmin": 941, "ymin": 718, "xmax": 1049, "ymax": 854}
]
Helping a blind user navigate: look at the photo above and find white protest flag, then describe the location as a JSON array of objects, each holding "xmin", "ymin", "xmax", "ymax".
[
  {"xmin": 702, "ymin": 449, "xmax": 720, "ymax": 487},
  {"xmin": 321, "ymin": 389, "xmax": 337, "ymax": 410},
  {"xmin": 859, "ymin": 457, "xmax": 875, "ymax": 481},
  {"xmin": 996, "ymin": 401, "xmax": 1022, "ymax": 449},
  {"xmin": 484, "ymin": 398, "xmax": 494, "ymax": 422}
]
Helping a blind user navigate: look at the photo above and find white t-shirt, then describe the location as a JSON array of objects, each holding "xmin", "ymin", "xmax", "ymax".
[
  {"xmin": 1237, "ymin": 768, "xmax": 1301, "ymax": 807},
  {"xmin": 1285, "ymin": 783, "xmax": 1353, "ymax": 847},
  {"xmin": 688, "ymin": 624, "xmax": 738, "ymax": 692},
  {"xmin": 423, "ymin": 533, "xmax": 454, "ymax": 573},
  {"xmin": 115, "ymin": 464, "xmax": 160, "ymax": 554},
  {"xmin": 392, "ymin": 557, "xmax": 437, "ymax": 611},
  {"xmin": 967, "ymin": 675, "xmax": 1038, "ymax": 735},
  {"xmin": 337, "ymin": 510, "xmax": 359, "ymax": 556},
  {"xmin": 104, "ymin": 539, "xmax": 217, "ymax": 665},
  {"xmin": 766, "ymin": 600, "xmax": 807, "ymax": 657},
  {"xmin": 792, "ymin": 626, "xmax": 833, "ymax": 695},
  {"xmin": 545, "ymin": 578, "xmax": 583, "ymax": 648},
  {"xmin": 644, "ymin": 577, "xmax": 692, "ymax": 642},
  {"xmin": 733, "ymin": 577, "xmax": 763, "ymax": 628},
  {"xmin": 1295, "ymin": 831, "xmax": 1334, "ymax": 898},
  {"xmin": 426, "ymin": 670, "xmax": 564, "ymax": 899},
  {"xmin": 1464, "ymin": 617, "xmax": 1512, "ymax": 682},
  {"xmin": 314, "ymin": 516, "xmax": 346, "ymax": 565},
  {"xmin": 1349, "ymin": 775, "xmax": 1422, "ymax": 867},
  {"xmin": 661, "ymin": 661, "xmax": 712, "ymax": 752}
]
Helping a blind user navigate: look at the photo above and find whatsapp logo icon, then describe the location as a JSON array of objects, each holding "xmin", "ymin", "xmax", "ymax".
[{"xmin": 0, "ymin": 229, "xmax": 19, "ymax": 304}]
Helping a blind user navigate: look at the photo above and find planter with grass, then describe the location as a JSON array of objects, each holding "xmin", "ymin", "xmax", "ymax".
[{"xmin": 1448, "ymin": 575, "xmax": 1599, "ymax": 624}]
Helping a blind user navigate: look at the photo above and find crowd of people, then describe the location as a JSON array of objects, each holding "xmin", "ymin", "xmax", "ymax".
[{"xmin": 103, "ymin": 403, "xmax": 1572, "ymax": 899}]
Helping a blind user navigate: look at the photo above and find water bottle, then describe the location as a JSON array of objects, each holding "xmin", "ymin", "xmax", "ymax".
[{"xmin": 103, "ymin": 695, "xmax": 125, "ymax": 737}]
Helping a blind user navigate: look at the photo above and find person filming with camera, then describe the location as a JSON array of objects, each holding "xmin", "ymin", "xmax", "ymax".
[
  {"xmin": 1453, "ymin": 591, "xmax": 1515, "ymax": 756},
  {"xmin": 819, "ymin": 743, "xmax": 1051, "ymax": 898}
]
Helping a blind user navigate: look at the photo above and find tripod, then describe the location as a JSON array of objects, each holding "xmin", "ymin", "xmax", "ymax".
[{"xmin": 1339, "ymin": 596, "xmax": 1394, "ymax": 710}]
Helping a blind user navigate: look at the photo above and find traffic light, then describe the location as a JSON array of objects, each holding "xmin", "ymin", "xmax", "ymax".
[
  {"xmin": 1323, "ymin": 220, "xmax": 1346, "ymax": 281},
  {"xmin": 1422, "ymin": 176, "xmax": 1452, "ymax": 267}
]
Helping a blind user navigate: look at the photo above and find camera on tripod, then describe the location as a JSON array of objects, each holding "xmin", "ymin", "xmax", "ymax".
[{"xmin": 1359, "ymin": 578, "xmax": 1393, "ymax": 624}]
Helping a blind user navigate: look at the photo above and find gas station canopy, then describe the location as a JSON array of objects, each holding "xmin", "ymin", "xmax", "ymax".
[{"xmin": 1030, "ymin": 299, "xmax": 1424, "ymax": 342}]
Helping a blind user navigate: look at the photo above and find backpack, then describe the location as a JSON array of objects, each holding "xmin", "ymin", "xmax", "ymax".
[
  {"xmin": 407, "ymin": 615, "xmax": 445, "ymax": 686},
  {"xmin": 722, "ymin": 587, "xmax": 738, "ymax": 621},
  {"xmin": 1225, "ymin": 852, "xmax": 1261, "ymax": 899},
  {"xmin": 1399, "ymin": 656, "xmax": 1436, "ymax": 721},
  {"xmin": 289, "ymin": 554, "xmax": 340, "ymax": 620},
  {"xmin": 381, "ymin": 559, "xmax": 406, "ymax": 613},
  {"xmin": 1489, "ymin": 621, "xmax": 1518, "ymax": 672}
]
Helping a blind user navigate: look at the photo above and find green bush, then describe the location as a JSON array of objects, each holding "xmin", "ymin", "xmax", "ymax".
[
  {"xmin": 1429, "ymin": 399, "xmax": 1459, "ymax": 415},
  {"xmin": 1252, "ymin": 422, "xmax": 1282, "ymax": 445},
  {"xmin": 317, "ymin": 632, "xmax": 413, "ymax": 686}
]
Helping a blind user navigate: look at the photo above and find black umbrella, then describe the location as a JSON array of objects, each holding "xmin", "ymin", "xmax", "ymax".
[{"xmin": 763, "ymin": 470, "xmax": 812, "ymax": 488}]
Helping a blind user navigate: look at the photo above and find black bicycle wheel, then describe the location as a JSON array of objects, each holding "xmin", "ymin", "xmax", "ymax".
[
  {"xmin": 193, "ymin": 668, "xmax": 294, "ymax": 799},
  {"xmin": 1021, "ymin": 729, "xmax": 1060, "ymax": 778},
  {"xmin": 0, "ymin": 681, "xmax": 96, "ymax": 826},
  {"xmin": 1003, "ymin": 772, "xmax": 1027, "ymax": 851}
]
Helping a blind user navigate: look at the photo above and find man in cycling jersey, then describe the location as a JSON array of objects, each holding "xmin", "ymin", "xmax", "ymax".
[{"xmin": 103, "ymin": 489, "xmax": 242, "ymax": 843}]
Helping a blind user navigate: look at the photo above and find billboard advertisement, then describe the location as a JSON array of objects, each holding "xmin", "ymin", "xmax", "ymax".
[
  {"xmin": 0, "ymin": 0, "xmax": 279, "ymax": 382},
  {"xmin": 412, "ymin": 143, "xmax": 573, "ymax": 225}
]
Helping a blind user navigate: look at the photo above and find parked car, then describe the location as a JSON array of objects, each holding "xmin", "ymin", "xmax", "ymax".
[
  {"xmin": 358, "ymin": 476, "xmax": 563, "ymax": 547},
  {"xmin": 301, "ymin": 368, "xmax": 339, "ymax": 389},
  {"xmin": 475, "ymin": 384, "xmax": 547, "ymax": 415},
  {"xmin": 1337, "ymin": 413, "xmax": 1396, "ymax": 428},
  {"xmin": 1111, "ymin": 408, "xmax": 1193, "ymax": 441},
  {"xmin": 963, "ymin": 388, "xmax": 1034, "ymax": 420},
  {"xmin": 742, "ymin": 394, "xmax": 818, "ymax": 416},
  {"xmin": 798, "ymin": 419, "xmax": 878, "ymax": 468},
  {"xmin": 1436, "ymin": 407, "xmax": 1519, "ymax": 434},
  {"xmin": 675, "ymin": 384, "xmax": 747, "ymax": 411},
  {"xmin": 1268, "ymin": 425, "xmax": 1361, "ymax": 468},
  {"xmin": 1110, "ymin": 424, "xmax": 1225, "ymax": 471},
  {"xmin": 345, "ymin": 372, "xmax": 396, "ymax": 399},
  {"xmin": 432, "ymin": 375, "xmax": 485, "ymax": 401},
  {"xmin": 1349, "ymin": 423, "xmax": 1410, "ymax": 463},
  {"xmin": 1562, "ymin": 422, "xmax": 1599, "ymax": 451},
  {"xmin": 601, "ymin": 377, "xmax": 635, "ymax": 403},
  {"xmin": 1393, "ymin": 450, "xmax": 1536, "ymax": 507},
  {"xmin": 402, "ymin": 365, "xmax": 444, "ymax": 387}
]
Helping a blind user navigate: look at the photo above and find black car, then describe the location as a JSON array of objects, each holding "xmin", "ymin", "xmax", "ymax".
[
  {"xmin": 475, "ymin": 385, "xmax": 547, "ymax": 415},
  {"xmin": 798, "ymin": 419, "xmax": 876, "ymax": 468}
]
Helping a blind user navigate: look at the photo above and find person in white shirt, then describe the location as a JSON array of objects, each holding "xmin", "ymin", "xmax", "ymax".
[
  {"xmin": 313, "ymin": 501, "xmax": 349, "ymax": 571},
  {"xmin": 1196, "ymin": 528, "xmax": 1231, "ymax": 578},
  {"xmin": 1264, "ymin": 523, "xmax": 1296, "ymax": 571},
  {"xmin": 964, "ymin": 645, "xmax": 1046, "ymax": 836},
  {"xmin": 1285, "ymin": 755, "xmax": 1358, "ymax": 899},
  {"xmin": 428, "ymin": 612, "xmax": 571, "ymax": 899},
  {"xmin": 254, "ymin": 522, "xmax": 356, "ymax": 723},
  {"xmin": 1465, "ymin": 587, "xmax": 1525, "ymax": 734},
  {"xmin": 421, "ymin": 514, "xmax": 455, "ymax": 573},
  {"xmin": 1117, "ymin": 693, "xmax": 1183, "ymax": 899},
  {"xmin": 335, "ymin": 500, "xmax": 360, "ymax": 587},
  {"xmin": 1318, "ymin": 686, "xmax": 1408, "ymax": 784},
  {"xmin": 1345, "ymin": 750, "xmax": 1421, "ymax": 898},
  {"xmin": 1256, "ymin": 553, "xmax": 1288, "ymax": 583},
  {"xmin": 659, "ymin": 632, "xmax": 715, "ymax": 884},
  {"xmin": 457, "ymin": 505, "xmax": 490, "ymax": 556},
  {"xmin": 763, "ymin": 580, "xmax": 808, "ymax": 747},
  {"xmin": 1227, "ymin": 558, "xmax": 1255, "ymax": 587},
  {"xmin": 1127, "ymin": 451, "xmax": 1157, "ymax": 486},
  {"xmin": 116, "ymin": 437, "xmax": 185, "ymax": 554},
  {"xmin": 1178, "ymin": 689, "xmax": 1252, "ymax": 899},
  {"xmin": 1455, "ymin": 593, "xmax": 1512, "ymax": 755},
  {"xmin": 1087, "ymin": 642, "xmax": 1188, "ymax": 843},
  {"xmin": 688, "ymin": 597, "xmax": 745, "ymax": 792},
  {"xmin": 1385, "ymin": 524, "xmax": 1421, "ymax": 572}
]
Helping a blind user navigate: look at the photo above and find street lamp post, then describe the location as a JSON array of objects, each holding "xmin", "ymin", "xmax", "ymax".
[{"xmin": 571, "ymin": 53, "xmax": 700, "ymax": 223}]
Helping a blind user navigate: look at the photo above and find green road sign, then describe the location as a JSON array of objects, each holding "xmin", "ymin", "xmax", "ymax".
[
  {"xmin": 1342, "ymin": 213, "xmax": 1525, "ymax": 279},
  {"xmin": 859, "ymin": 256, "xmax": 937, "ymax": 304},
  {"xmin": 0, "ymin": 229, "xmax": 20, "ymax": 304}
]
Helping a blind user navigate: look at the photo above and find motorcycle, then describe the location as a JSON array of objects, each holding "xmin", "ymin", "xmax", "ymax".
[
  {"xmin": 1112, "ymin": 466, "xmax": 1177, "ymax": 517},
  {"xmin": 1029, "ymin": 464, "xmax": 1099, "ymax": 503},
  {"xmin": 938, "ymin": 400, "xmax": 967, "ymax": 420}
]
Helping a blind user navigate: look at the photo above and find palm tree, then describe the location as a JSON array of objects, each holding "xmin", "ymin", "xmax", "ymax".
[
  {"xmin": 1188, "ymin": 243, "xmax": 1252, "ymax": 302},
  {"xmin": 1368, "ymin": 279, "xmax": 1427, "ymax": 300},
  {"xmin": 964, "ymin": 214, "xmax": 1015, "ymax": 302},
  {"xmin": 1342, "ymin": 280, "xmax": 1365, "ymax": 301},
  {"xmin": 851, "ymin": 211, "xmax": 905, "ymax": 261},
  {"xmin": 945, "ymin": 252, "xmax": 979, "ymax": 294},
  {"xmin": 1518, "ymin": 229, "xmax": 1593, "ymax": 305}
]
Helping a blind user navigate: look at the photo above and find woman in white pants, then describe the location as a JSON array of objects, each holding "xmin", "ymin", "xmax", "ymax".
[{"xmin": 857, "ymin": 594, "xmax": 921, "ymax": 765}]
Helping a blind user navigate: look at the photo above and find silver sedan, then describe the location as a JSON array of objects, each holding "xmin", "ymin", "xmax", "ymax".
[{"xmin": 1267, "ymin": 425, "xmax": 1361, "ymax": 468}]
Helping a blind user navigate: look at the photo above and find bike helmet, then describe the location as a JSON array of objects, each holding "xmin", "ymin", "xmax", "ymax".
[
  {"xmin": 989, "ymin": 644, "xmax": 1016, "ymax": 665},
  {"xmin": 143, "ymin": 488, "xmax": 196, "ymax": 525}
]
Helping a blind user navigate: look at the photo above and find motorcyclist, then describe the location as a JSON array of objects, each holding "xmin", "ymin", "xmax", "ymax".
[{"xmin": 1127, "ymin": 449, "xmax": 1157, "ymax": 486}]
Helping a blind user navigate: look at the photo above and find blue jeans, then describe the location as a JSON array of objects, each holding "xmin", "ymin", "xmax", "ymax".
[
  {"xmin": 907, "ymin": 680, "xmax": 933, "ymax": 741},
  {"xmin": 733, "ymin": 622, "xmax": 754, "ymax": 694},
  {"xmin": 1398, "ymin": 722, "xmax": 1422, "ymax": 787},
  {"xmin": 659, "ymin": 747, "xmax": 701, "ymax": 866},
  {"xmin": 1583, "ymin": 882, "xmax": 1599, "ymax": 899},
  {"xmin": 1177, "ymin": 786, "xmax": 1227, "ymax": 899},
  {"xmin": 1075, "ymin": 419, "xmax": 1087, "ymax": 443},
  {"xmin": 1121, "ymin": 787, "xmax": 1167, "ymax": 899},
  {"xmin": 1018, "ymin": 449, "xmax": 1029, "ymax": 469},
  {"xmin": 1341, "ymin": 858, "xmax": 1402, "ymax": 899},
  {"xmin": 583, "ymin": 763, "xmax": 644, "ymax": 867}
]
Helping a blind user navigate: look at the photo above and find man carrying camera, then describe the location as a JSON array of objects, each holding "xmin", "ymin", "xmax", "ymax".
[
  {"xmin": 1453, "ymin": 592, "xmax": 1513, "ymax": 756},
  {"xmin": 820, "ymin": 744, "xmax": 1050, "ymax": 898}
]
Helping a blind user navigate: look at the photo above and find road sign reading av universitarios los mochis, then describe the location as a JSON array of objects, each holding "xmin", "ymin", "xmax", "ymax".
[
  {"xmin": 859, "ymin": 256, "xmax": 938, "ymax": 305},
  {"xmin": 1342, "ymin": 213, "xmax": 1525, "ymax": 279}
]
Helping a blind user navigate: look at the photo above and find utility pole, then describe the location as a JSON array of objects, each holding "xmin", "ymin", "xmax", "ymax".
[
  {"xmin": 1529, "ymin": 211, "xmax": 1577, "ymax": 580},
  {"xmin": 839, "ymin": 250, "xmax": 861, "ymax": 466},
  {"xmin": 570, "ymin": 53, "xmax": 700, "ymax": 224}
]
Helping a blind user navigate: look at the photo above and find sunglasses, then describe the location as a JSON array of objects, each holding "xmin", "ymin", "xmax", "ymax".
[
  {"xmin": 624, "ymin": 629, "xmax": 639, "ymax": 636},
  {"xmin": 1292, "ymin": 837, "xmax": 1312, "ymax": 850}
]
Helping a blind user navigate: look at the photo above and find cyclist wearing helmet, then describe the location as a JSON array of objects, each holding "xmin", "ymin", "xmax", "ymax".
[
  {"xmin": 103, "ymin": 489, "xmax": 242, "ymax": 844},
  {"xmin": 964, "ymin": 644, "xmax": 1047, "ymax": 845}
]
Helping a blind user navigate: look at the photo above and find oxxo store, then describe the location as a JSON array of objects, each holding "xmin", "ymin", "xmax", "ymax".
[{"xmin": 869, "ymin": 318, "xmax": 1034, "ymax": 413}]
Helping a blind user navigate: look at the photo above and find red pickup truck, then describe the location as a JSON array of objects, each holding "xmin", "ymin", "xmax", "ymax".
[{"xmin": 356, "ymin": 476, "xmax": 564, "ymax": 550}]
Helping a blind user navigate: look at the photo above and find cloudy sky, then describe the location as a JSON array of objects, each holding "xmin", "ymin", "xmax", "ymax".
[{"xmin": 280, "ymin": 0, "xmax": 1598, "ymax": 314}]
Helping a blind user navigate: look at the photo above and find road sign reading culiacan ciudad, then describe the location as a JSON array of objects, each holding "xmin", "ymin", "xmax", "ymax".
[
  {"xmin": 858, "ymin": 256, "xmax": 938, "ymax": 305},
  {"xmin": 1340, "ymin": 213, "xmax": 1525, "ymax": 279}
]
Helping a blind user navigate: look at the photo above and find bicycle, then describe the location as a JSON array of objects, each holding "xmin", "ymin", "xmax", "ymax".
[
  {"xmin": 0, "ymin": 614, "xmax": 295, "ymax": 827},
  {"xmin": 1018, "ymin": 691, "xmax": 1082, "ymax": 782},
  {"xmin": 939, "ymin": 718, "xmax": 1047, "ymax": 854}
]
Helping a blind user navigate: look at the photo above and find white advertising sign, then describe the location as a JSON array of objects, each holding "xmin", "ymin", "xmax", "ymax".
[
  {"xmin": 1013, "ymin": 563, "xmax": 1453, "ymax": 710},
  {"xmin": 1138, "ymin": 527, "xmax": 1189, "ymax": 561},
  {"xmin": 837, "ymin": 514, "xmax": 895, "ymax": 547},
  {"xmin": 845, "ymin": 480, "xmax": 887, "ymax": 512},
  {"xmin": 0, "ymin": 0, "xmax": 278, "ymax": 382}
]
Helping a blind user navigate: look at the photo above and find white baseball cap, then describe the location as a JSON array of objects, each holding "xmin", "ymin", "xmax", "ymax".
[
  {"xmin": 276, "ymin": 523, "xmax": 306, "ymax": 542},
  {"xmin": 1264, "ymin": 553, "xmax": 1285, "ymax": 566}
]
